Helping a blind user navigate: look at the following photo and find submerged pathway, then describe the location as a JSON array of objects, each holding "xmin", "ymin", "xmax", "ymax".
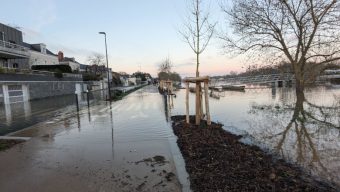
[{"xmin": 0, "ymin": 86, "xmax": 188, "ymax": 192}]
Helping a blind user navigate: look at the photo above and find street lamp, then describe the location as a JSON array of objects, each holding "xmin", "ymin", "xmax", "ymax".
[{"xmin": 99, "ymin": 32, "xmax": 111, "ymax": 100}]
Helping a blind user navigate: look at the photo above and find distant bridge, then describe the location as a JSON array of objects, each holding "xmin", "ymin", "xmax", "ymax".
[
  {"xmin": 211, "ymin": 73, "xmax": 295, "ymax": 86},
  {"xmin": 211, "ymin": 73, "xmax": 339, "ymax": 86}
]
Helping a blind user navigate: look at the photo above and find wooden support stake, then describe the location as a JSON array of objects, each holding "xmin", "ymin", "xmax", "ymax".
[
  {"xmin": 186, "ymin": 82, "xmax": 189, "ymax": 124},
  {"xmin": 204, "ymin": 81, "xmax": 211, "ymax": 125},
  {"xmin": 200, "ymin": 84, "xmax": 204, "ymax": 119},
  {"xmin": 195, "ymin": 82, "xmax": 200, "ymax": 125},
  {"xmin": 171, "ymin": 82, "xmax": 173, "ymax": 94}
]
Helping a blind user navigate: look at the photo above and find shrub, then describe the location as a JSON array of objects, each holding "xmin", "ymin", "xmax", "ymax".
[
  {"xmin": 83, "ymin": 73, "xmax": 102, "ymax": 81},
  {"xmin": 32, "ymin": 65, "xmax": 72, "ymax": 73}
]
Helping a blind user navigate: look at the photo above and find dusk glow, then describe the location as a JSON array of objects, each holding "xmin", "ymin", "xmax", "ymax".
[{"xmin": 0, "ymin": 0, "xmax": 242, "ymax": 77}]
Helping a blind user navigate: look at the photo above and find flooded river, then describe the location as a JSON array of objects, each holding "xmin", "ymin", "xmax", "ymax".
[
  {"xmin": 170, "ymin": 86, "xmax": 340, "ymax": 186},
  {"xmin": 0, "ymin": 85, "xmax": 339, "ymax": 188}
]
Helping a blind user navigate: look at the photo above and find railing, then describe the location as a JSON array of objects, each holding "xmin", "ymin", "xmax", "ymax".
[
  {"xmin": 0, "ymin": 67, "xmax": 83, "ymax": 79},
  {"xmin": 211, "ymin": 73, "xmax": 295, "ymax": 85},
  {"xmin": 0, "ymin": 40, "xmax": 29, "ymax": 53}
]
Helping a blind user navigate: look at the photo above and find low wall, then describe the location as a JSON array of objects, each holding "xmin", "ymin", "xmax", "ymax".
[
  {"xmin": 0, "ymin": 73, "xmax": 82, "ymax": 82},
  {"xmin": 0, "ymin": 73, "xmax": 88, "ymax": 103},
  {"xmin": 29, "ymin": 81, "xmax": 85, "ymax": 100}
]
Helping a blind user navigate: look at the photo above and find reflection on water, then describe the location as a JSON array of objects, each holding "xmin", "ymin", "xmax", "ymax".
[
  {"xmin": 171, "ymin": 86, "xmax": 340, "ymax": 185},
  {"xmin": 248, "ymin": 90, "xmax": 340, "ymax": 185},
  {"xmin": 1, "ymin": 84, "xmax": 339, "ymax": 186},
  {"xmin": 0, "ymin": 90, "xmax": 106, "ymax": 136}
]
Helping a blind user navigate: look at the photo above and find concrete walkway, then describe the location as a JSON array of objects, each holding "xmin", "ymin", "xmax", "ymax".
[{"xmin": 0, "ymin": 86, "xmax": 188, "ymax": 192}]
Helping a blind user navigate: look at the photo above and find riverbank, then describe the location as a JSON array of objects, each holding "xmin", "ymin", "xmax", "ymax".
[{"xmin": 171, "ymin": 115, "xmax": 338, "ymax": 192}]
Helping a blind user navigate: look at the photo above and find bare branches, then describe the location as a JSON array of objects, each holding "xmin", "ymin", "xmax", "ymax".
[
  {"xmin": 220, "ymin": 0, "xmax": 340, "ymax": 88},
  {"xmin": 158, "ymin": 56, "xmax": 173, "ymax": 73},
  {"xmin": 180, "ymin": 0, "xmax": 216, "ymax": 77},
  {"xmin": 87, "ymin": 53, "xmax": 105, "ymax": 66}
]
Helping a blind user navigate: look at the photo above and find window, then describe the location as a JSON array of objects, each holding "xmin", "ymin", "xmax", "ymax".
[{"xmin": 12, "ymin": 63, "xmax": 19, "ymax": 68}]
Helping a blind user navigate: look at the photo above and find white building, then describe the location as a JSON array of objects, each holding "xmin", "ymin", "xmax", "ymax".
[
  {"xmin": 25, "ymin": 43, "xmax": 59, "ymax": 67},
  {"xmin": 120, "ymin": 76, "xmax": 129, "ymax": 86}
]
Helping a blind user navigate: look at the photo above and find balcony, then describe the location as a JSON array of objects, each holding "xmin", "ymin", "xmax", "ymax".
[{"xmin": 0, "ymin": 40, "xmax": 29, "ymax": 59}]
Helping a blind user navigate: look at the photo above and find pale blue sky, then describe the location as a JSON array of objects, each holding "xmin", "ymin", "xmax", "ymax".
[{"xmin": 0, "ymin": 0, "xmax": 243, "ymax": 76}]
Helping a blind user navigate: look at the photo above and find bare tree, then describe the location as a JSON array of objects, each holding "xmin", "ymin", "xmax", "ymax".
[
  {"xmin": 221, "ymin": 0, "xmax": 340, "ymax": 94},
  {"xmin": 87, "ymin": 53, "xmax": 105, "ymax": 75},
  {"xmin": 87, "ymin": 53, "xmax": 105, "ymax": 66},
  {"xmin": 180, "ymin": 0, "xmax": 216, "ymax": 77},
  {"xmin": 158, "ymin": 56, "xmax": 173, "ymax": 73}
]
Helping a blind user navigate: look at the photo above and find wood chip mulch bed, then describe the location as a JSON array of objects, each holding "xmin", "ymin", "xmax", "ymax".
[{"xmin": 171, "ymin": 115, "xmax": 338, "ymax": 192}]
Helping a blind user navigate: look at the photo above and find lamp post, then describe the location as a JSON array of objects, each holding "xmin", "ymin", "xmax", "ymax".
[{"xmin": 99, "ymin": 32, "xmax": 111, "ymax": 100}]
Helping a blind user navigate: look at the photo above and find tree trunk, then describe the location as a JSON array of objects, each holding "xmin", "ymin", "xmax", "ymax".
[
  {"xmin": 293, "ymin": 62, "xmax": 305, "ymax": 97},
  {"xmin": 296, "ymin": 79, "xmax": 304, "ymax": 95},
  {"xmin": 196, "ymin": 52, "xmax": 199, "ymax": 77},
  {"xmin": 295, "ymin": 90, "xmax": 305, "ymax": 112},
  {"xmin": 196, "ymin": 0, "xmax": 200, "ymax": 78}
]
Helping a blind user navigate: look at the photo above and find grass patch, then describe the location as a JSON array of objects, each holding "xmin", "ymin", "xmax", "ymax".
[{"xmin": 110, "ymin": 85, "xmax": 147, "ymax": 101}]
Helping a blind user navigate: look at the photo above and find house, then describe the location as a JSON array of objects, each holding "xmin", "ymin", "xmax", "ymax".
[
  {"xmin": 0, "ymin": 23, "xmax": 30, "ymax": 69},
  {"xmin": 127, "ymin": 77, "xmax": 141, "ymax": 85},
  {"xmin": 57, "ymin": 51, "xmax": 80, "ymax": 72},
  {"xmin": 79, "ymin": 63, "xmax": 88, "ymax": 73},
  {"xmin": 23, "ymin": 43, "xmax": 59, "ymax": 68},
  {"xmin": 120, "ymin": 76, "xmax": 129, "ymax": 86}
]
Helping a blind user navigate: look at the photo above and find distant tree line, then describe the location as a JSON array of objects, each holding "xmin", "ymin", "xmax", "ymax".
[
  {"xmin": 158, "ymin": 57, "xmax": 181, "ymax": 82},
  {"xmin": 132, "ymin": 71, "xmax": 152, "ymax": 81},
  {"xmin": 223, "ymin": 62, "xmax": 340, "ymax": 79}
]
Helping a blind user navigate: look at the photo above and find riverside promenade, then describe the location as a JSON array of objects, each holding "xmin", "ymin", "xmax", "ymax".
[{"xmin": 0, "ymin": 86, "xmax": 188, "ymax": 192}]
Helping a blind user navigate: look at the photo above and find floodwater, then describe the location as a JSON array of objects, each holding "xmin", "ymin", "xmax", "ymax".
[
  {"xmin": 0, "ymin": 84, "xmax": 339, "ymax": 190},
  {"xmin": 0, "ymin": 90, "xmax": 105, "ymax": 135},
  {"xmin": 0, "ymin": 86, "xmax": 187, "ymax": 192},
  {"xmin": 170, "ymin": 85, "xmax": 340, "ymax": 186}
]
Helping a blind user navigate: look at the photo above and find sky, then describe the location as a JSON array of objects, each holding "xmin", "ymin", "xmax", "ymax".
[{"xmin": 0, "ymin": 0, "xmax": 245, "ymax": 77}]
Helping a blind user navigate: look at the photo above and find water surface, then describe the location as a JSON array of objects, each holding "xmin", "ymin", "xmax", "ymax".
[{"xmin": 170, "ymin": 86, "xmax": 340, "ymax": 185}]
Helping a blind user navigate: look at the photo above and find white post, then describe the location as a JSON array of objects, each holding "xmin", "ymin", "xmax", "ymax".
[
  {"xmin": 75, "ymin": 83, "xmax": 82, "ymax": 101},
  {"xmin": 4, "ymin": 103, "xmax": 12, "ymax": 125},
  {"xmin": 24, "ymin": 101, "xmax": 31, "ymax": 119},
  {"xmin": 22, "ymin": 84, "xmax": 30, "ymax": 102},
  {"xmin": 2, "ymin": 84, "xmax": 10, "ymax": 104}
]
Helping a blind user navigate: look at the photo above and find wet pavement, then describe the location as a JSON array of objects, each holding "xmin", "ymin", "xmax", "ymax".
[{"xmin": 0, "ymin": 86, "xmax": 188, "ymax": 192}]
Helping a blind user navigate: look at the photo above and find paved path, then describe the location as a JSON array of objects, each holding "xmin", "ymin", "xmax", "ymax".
[{"xmin": 0, "ymin": 86, "xmax": 188, "ymax": 192}]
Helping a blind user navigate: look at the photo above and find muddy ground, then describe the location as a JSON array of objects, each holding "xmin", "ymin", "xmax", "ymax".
[{"xmin": 171, "ymin": 115, "xmax": 338, "ymax": 192}]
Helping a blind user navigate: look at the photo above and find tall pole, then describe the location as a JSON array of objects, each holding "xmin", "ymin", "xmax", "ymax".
[{"xmin": 99, "ymin": 32, "xmax": 111, "ymax": 100}]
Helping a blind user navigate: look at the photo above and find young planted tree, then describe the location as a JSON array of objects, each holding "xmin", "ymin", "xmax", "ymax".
[
  {"xmin": 221, "ymin": 0, "xmax": 340, "ymax": 94},
  {"xmin": 180, "ymin": 0, "xmax": 216, "ymax": 77},
  {"xmin": 180, "ymin": 0, "xmax": 216, "ymax": 121}
]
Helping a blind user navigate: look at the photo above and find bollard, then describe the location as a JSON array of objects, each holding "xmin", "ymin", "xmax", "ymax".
[
  {"xmin": 86, "ymin": 90, "xmax": 90, "ymax": 109},
  {"xmin": 75, "ymin": 93, "xmax": 79, "ymax": 112}
]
